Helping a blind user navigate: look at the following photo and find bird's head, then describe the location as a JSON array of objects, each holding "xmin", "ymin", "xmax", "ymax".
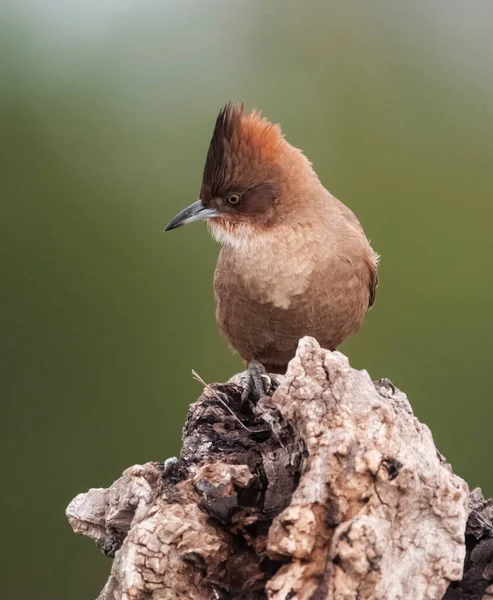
[{"xmin": 165, "ymin": 103, "xmax": 320, "ymax": 247}]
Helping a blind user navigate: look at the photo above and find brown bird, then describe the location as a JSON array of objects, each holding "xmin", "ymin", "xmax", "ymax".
[{"xmin": 166, "ymin": 103, "xmax": 378, "ymax": 399}]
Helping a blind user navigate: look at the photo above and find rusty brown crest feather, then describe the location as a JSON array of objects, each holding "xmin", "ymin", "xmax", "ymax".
[{"xmin": 202, "ymin": 103, "xmax": 284, "ymax": 197}]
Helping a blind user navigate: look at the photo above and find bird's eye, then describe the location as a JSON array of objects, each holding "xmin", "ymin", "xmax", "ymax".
[{"xmin": 227, "ymin": 193, "xmax": 241, "ymax": 205}]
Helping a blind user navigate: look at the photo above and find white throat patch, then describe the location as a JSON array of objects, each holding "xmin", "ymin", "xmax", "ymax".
[{"xmin": 207, "ymin": 220, "xmax": 261, "ymax": 252}]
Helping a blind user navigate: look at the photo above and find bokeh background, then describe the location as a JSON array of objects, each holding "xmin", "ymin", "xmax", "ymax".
[{"xmin": 2, "ymin": 0, "xmax": 493, "ymax": 597}]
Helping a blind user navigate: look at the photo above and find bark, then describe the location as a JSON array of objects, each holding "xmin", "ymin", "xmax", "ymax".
[{"xmin": 66, "ymin": 337, "xmax": 492, "ymax": 600}]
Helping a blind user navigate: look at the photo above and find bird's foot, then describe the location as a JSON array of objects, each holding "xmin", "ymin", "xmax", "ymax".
[{"xmin": 240, "ymin": 360, "xmax": 279, "ymax": 404}]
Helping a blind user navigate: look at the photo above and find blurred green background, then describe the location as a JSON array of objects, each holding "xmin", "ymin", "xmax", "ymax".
[{"xmin": 2, "ymin": 0, "xmax": 492, "ymax": 597}]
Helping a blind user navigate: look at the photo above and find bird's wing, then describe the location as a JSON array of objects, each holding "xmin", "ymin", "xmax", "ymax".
[{"xmin": 367, "ymin": 256, "xmax": 379, "ymax": 309}]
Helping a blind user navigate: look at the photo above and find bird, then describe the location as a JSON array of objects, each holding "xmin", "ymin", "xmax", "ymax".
[{"xmin": 165, "ymin": 103, "xmax": 379, "ymax": 400}]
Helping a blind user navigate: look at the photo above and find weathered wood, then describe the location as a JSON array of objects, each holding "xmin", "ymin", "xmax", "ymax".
[
  {"xmin": 67, "ymin": 337, "xmax": 490, "ymax": 599},
  {"xmin": 444, "ymin": 488, "xmax": 493, "ymax": 600}
]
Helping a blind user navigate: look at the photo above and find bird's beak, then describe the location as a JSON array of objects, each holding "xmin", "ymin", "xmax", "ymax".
[{"xmin": 164, "ymin": 200, "xmax": 219, "ymax": 232}]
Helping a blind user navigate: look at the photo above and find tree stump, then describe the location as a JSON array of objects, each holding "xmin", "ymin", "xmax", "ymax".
[{"xmin": 66, "ymin": 337, "xmax": 492, "ymax": 599}]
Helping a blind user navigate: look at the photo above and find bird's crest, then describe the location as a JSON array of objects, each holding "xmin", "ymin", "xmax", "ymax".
[{"xmin": 202, "ymin": 103, "xmax": 284, "ymax": 196}]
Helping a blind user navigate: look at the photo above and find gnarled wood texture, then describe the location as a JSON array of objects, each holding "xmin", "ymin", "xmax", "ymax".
[{"xmin": 67, "ymin": 337, "xmax": 491, "ymax": 599}]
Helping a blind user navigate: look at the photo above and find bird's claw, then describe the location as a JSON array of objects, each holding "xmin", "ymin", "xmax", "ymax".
[{"xmin": 240, "ymin": 360, "xmax": 278, "ymax": 404}]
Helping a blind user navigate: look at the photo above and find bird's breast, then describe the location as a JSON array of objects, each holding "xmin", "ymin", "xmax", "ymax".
[{"xmin": 215, "ymin": 229, "xmax": 318, "ymax": 309}]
